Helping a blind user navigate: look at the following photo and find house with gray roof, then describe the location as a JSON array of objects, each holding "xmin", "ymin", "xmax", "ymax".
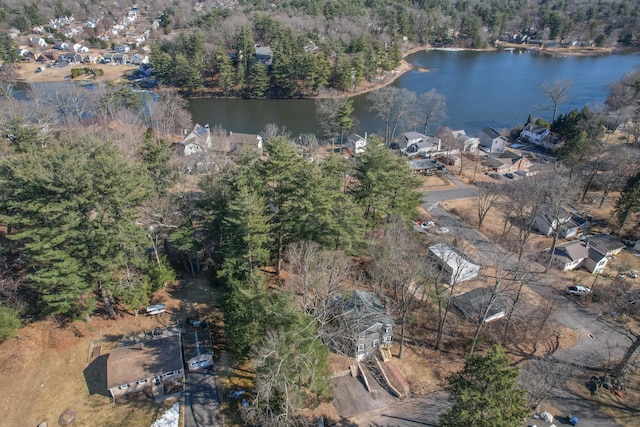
[
  {"xmin": 401, "ymin": 132, "xmax": 441, "ymax": 157},
  {"xmin": 479, "ymin": 127, "xmax": 507, "ymax": 153},
  {"xmin": 587, "ymin": 234, "xmax": 626, "ymax": 257},
  {"xmin": 328, "ymin": 290, "xmax": 394, "ymax": 361},
  {"xmin": 453, "ymin": 287, "xmax": 508, "ymax": 323},
  {"xmin": 180, "ymin": 123, "xmax": 212, "ymax": 156},
  {"xmin": 551, "ymin": 240, "xmax": 608, "ymax": 274},
  {"xmin": 429, "ymin": 243, "xmax": 480, "ymax": 285}
]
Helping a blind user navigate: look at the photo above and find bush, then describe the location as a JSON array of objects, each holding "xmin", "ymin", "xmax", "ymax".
[
  {"xmin": 0, "ymin": 305, "xmax": 21, "ymax": 342},
  {"xmin": 148, "ymin": 258, "xmax": 176, "ymax": 291}
]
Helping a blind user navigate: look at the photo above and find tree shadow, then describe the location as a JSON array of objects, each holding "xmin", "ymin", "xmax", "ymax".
[{"xmin": 83, "ymin": 354, "xmax": 109, "ymax": 397}]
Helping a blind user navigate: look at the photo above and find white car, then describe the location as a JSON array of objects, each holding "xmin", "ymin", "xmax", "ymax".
[
  {"xmin": 438, "ymin": 226, "xmax": 450, "ymax": 234},
  {"xmin": 421, "ymin": 221, "xmax": 435, "ymax": 229},
  {"xmin": 566, "ymin": 285, "xmax": 591, "ymax": 296}
]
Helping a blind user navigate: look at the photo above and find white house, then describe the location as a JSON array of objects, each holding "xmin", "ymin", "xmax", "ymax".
[
  {"xmin": 551, "ymin": 241, "xmax": 608, "ymax": 274},
  {"xmin": 534, "ymin": 206, "xmax": 577, "ymax": 238},
  {"xmin": 521, "ymin": 124, "xmax": 551, "ymax": 146},
  {"xmin": 479, "ymin": 127, "xmax": 507, "ymax": 153},
  {"xmin": 181, "ymin": 123, "xmax": 212, "ymax": 156},
  {"xmin": 72, "ymin": 43, "xmax": 82, "ymax": 52},
  {"xmin": 401, "ymin": 132, "xmax": 441, "ymax": 156},
  {"xmin": 29, "ymin": 37, "xmax": 48, "ymax": 48},
  {"xmin": 429, "ymin": 243, "xmax": 480, "ymax": 285},
  {"xmin": 347, "ymin": 134, "xmax": 367, "ymax": 154}
]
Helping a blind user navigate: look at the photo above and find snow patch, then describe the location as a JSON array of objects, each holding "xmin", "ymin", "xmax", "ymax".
[{"xmin": 151, "ymin": 402, "xmax": 179, "ymax": 427}]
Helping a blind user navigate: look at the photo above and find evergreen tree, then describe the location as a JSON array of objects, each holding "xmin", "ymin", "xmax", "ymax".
[
  {"xmin": 262, "ymin": 136, "xmax": 304, "ymax": 272},
  {"xmin": 248, "ymin": 61, "xmax": 269, "ymax": 97},
  {"xmin": 0, "ymin": 137, "xmax": 153, "ymax": 317},
  {"xmin": 612, "ymin": 170, "xmax": 640, "ymax": 230},
  {"xmin": 440, "ymin": 345, "xmax": 529, "ymax": 427},
  {"xmin": 352, "ymin": 136, "xmax": 422, "ymax": 224}
]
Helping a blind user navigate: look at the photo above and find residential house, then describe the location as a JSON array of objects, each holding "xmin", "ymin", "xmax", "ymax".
[
  {"xmin": 58, "ymin": 52, "xmax": 82, "ymax": 64},
  {"xmin": 401, "ymin": 132, "xmax": 441, "ymax": 156},
  {"xmin": 408, "ymin": 159, "xmax": 443, "ymax": 175},
  {"xmin": 453, "ymin": 287, "xmax": 508, "ymax": 323},
  {"xmin": 328, "ymin": 290, "xmax": 394, "ymax": 362},
  {"xmin": 29, "ymin": 37, "xmax": 48, "ymax": 48},
  {"xmin": 520, "ymin": 124, "xmax": 551, "ymax": 146},
  {"xmin": 587, "ymin": 234, "xmax": 626, "ymax": 257},
  {"xmin": 106, "ymin": 334, "xmax": 185, "ymax": 400},
  {"xmin": 115, "ymin": 44, "xmax": 131, "ymax": 53},
  {"xmin": 402, "ymin": 131, "xmax": 427, "ymax": 150},
  {"xmin": 551, "ymin": 241, "xmax": 608, "ymax": 274},
  {"xmin": 452, "ymin": 130, "xmax": 479, "ymax": 153},
  {"xmin": 484, "ymin": 150, "xmax": 531, "ymax": 173},
  {"xmin": 255, "ymin": 46, "xmax": 273, "ymax": 66},
  {"xmin": 479, "ymin": 127, "xmax": 507, "ymax": 153},
  {"xmin": 534, "ymin": 205, "xmax": 579, "ymax": 238},
  {"xmin": 180, "ymin": 123, "xmax": 212, "ymax": 156},
  {"xmin": 103, "ymin": 53, "xmax": 128, "ymax": 64},
  {"xmin": 429, "ymin": 243, "xmax": 481, "ymax": 285},
  {"xmin": 347, "ymin": 134, "xmax": 367, "ymax": 154},
  {"xmin": 130, "ymin": 54, "xmax": 149, "ymax": 65}
]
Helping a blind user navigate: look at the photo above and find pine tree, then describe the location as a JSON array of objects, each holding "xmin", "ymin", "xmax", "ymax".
[
  {"xmin": 440, "ymin": 345, "xmax": 529, "ymax": 427},
  {"xmin": 352, "ymin": 136, "xmax": 422, "ymax": 224},
  {"xmin": 0, "ymin": 137, "xmax": 153, "ymax": 317}
]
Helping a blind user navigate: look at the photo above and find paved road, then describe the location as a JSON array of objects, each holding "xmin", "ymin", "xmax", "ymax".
[
  {"xmin": 183, "ymin": 366, "xmax": 223, "ymax": 427},
  {"xmin": 422, "ymin": 183, "xmax": 633, "ymax": 425},
  {"xmin": 350, "ymin": 390, "xmax": 450, "ymax": 427}
]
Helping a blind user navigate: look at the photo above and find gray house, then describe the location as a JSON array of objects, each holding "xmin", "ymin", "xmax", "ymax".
[
  {"xmin": 329, "ymin": 290, "xmax": 394, "ymax": 361},
  {"xmin": 106, "ymin": 334, "xmax": 184, "ymax": 400},
  {"xmin": 479, "ymin": 127, "xmax": 507, "ymax": 153}
]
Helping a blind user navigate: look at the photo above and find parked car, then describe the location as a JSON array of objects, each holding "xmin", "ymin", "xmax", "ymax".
[
  {"xmin": 504, "ymin": 172, "xmax": 515, "ymax": 179},
  {"xmin": 566, "ymin": 285, "xmax": 591, "ymax": 296},
  {"xmin": 421, "ymin": 221, "xmax": 435, "ymax": 229},
  {"xmin": 438, "ymin": 226, "xmax": 450, "ymax": 234}
]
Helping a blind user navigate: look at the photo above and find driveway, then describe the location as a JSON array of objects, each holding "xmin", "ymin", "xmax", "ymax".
[
  {"xmin": 349, "ymin": 390, "xmax": 450, "ymax": 427},
  {"xmin": 183, "ymin": 366, "xmax": 223, "ymax": 427}
]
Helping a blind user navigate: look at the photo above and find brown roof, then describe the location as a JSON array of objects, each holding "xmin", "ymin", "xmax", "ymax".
[{"xmin": 106, "ymin": 334, "xmax": 183, "ymax": 389}]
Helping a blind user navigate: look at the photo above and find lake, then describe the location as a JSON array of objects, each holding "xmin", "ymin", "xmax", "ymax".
[{"xmin": 191, "ymin": 48, "xmax": 640, "ymax": 139}]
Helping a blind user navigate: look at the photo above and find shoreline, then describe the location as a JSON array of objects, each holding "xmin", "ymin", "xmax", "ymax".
[{"xmin": 9, "ymin": 43, "xmax": 629, "ymax": 100}]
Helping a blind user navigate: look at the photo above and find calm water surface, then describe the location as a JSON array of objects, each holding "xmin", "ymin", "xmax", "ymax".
[{"xmin": 188, "ymin": 49, "xmax": 640, "ymax": 138}]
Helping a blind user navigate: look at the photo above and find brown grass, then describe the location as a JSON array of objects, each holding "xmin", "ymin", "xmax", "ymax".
[{"xmin": 13, "ymin": 61, "xmax": 138, "ymax": 84}]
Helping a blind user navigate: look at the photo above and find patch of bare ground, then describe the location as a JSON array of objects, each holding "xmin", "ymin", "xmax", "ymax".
[
  {"xmin": 417, "ymin": 173, "xmax": 456, "ymax": 192},
  {"xmin": 568, "ymin": 368, "xmax": 640, "ymax": 426},
  {"xmin": 0, "ymin": 278, "xmax": 220, "ymax": 427}
]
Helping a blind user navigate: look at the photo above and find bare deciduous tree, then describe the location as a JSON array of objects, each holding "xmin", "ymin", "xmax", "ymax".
[
  {"xmin": 541, "ymin": 79, "xmax": 572, "ymax": 122},
  {"xmin": 369, "ymin": 217, "xmax": 430, "ymax": 358},
  {"xmin": 475, "ymin": 182, "xmax": 502, "ymax": 230}
]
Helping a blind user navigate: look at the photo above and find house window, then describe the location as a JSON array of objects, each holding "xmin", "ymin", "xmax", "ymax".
[
  {"xmin": 357, "ymin": 344, "xmax": 364, "ymax": 352},
  {"xmin": 358, "ymin": 333, "xmax": 365, "ymax": 340},
  {"xmin": 385, "ymin": 325, "xmax": 393, "ymax": 334},
  {"xmin": 173, "ymin": 370, "xmax": 180, "ymax": 375},
  {"xmin": 136, "ymin": 379, "xmax": 147, "ymax": 385},
  {"xmin": 383, "ymin": 336, "xmax": 391, "ymax": 344},
  {"xmin": 118, "ymin": 384, "xmax": 129, "ymax": 390},
  {"xmin": 372, "ymin": 339, "xmax": 380, "ymax": 348}
]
